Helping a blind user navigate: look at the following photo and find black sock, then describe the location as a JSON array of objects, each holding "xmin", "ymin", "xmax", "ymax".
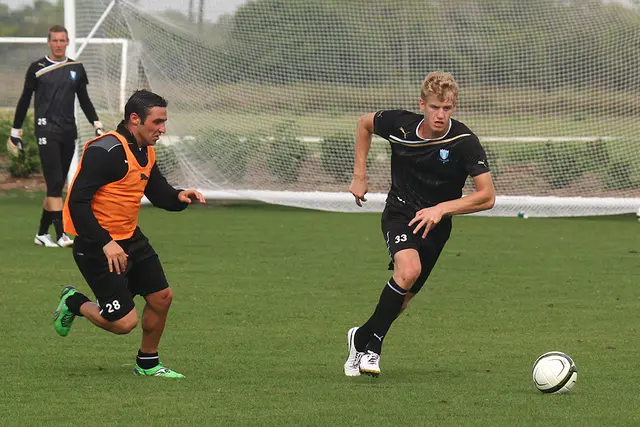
[
  {"xmin": 65, "ymin": 292, "xmax": 90, "ymax": 316},
  {"xmin": 354, "ymin": 310, "xmax": 377, "ymax": 352},
  {"xmin": 38, "ymin": 209, "xmax": 52, "ymax": 236},
  {"xmin": 51, "ymin": 211, "xmax": 63, "ymax": 240},
  {"xmin": 363, "ymin": 278, "xmax": 407, "ymax": 355},
  {"xmin": 137, "ymin": 350, "xmax": 160, "ymax": 370}
]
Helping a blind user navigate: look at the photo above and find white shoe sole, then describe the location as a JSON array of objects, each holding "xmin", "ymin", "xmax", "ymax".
[
  {"xmin": 344, "ymin": 327, "xmax": 362, "ymax": 377},
  {"xmin": 359, "ymin": 366, "xmax": 380, "ymax": 377},
  {"xmin": 34, "ymin": 236, "xmax": 59, "ymax": 248}
]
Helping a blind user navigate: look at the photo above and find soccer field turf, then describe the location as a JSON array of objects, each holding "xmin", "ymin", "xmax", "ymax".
[{"xmin": 1, "ymin": 192, "xmax": 640, "ymax": 426}]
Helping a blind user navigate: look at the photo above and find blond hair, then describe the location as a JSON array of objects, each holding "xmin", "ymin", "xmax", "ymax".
[{"xmin": 420, "ymin": 71, "xmax": 459, "ymax": 105}]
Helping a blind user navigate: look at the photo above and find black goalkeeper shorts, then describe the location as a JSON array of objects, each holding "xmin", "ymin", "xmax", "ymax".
[{"xmin": 36, "ymin": 132, "xmax": 76, "ymax": 197}]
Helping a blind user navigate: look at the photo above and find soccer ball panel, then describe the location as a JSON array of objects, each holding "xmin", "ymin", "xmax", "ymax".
[{"xmin": 532, "ymin": 351, "xmax": 577, "ymax": 394}]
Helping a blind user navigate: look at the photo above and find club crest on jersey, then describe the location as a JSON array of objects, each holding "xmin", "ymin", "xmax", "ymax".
[
  {"xmin": 70, "ymin": 70, "xmax": 77, "ymax": 81},
  {"xmin": 439, "ymin": 148, "xmax": 450, "ymax": 163}
]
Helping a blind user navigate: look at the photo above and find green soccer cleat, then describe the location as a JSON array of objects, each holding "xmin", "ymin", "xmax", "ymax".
[
  {"xmin": 54, "ymin": 285, "xmax": 77, "ymax": 337},
  {"xmin": 133, "ymin": 364, "xmax": 185, "ymax": 378}
]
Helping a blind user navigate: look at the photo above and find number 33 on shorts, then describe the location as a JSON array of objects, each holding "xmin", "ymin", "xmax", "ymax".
[{"xmin": 394, "ymin": 234, "xmax": 408, "ymax": 244}]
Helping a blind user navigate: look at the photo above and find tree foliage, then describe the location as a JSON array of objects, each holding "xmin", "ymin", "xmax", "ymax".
[{"xmin": 0, "ymin": 0, "xmax": 63, "ymax": 37}]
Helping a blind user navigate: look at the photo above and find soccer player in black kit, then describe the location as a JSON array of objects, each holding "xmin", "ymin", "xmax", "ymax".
[
  {"xmin": 9, "ymin": 25, "xmax": 104, "ymax": 248},
  {"xmin": 343, "ymin": 71, "xmax": 496, "ymax": 377}
]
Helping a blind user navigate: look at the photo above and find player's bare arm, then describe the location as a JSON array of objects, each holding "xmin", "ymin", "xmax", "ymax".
[
  {"xmin": 409, "ymin": 172, "xmax": 495, "ymax": 238},
  {"xmin": 349, "ymin": 112, "xmax": 376, "ymax": 207}
]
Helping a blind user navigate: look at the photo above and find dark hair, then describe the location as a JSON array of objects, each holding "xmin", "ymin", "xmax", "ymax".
[
  {"xmin": 124, "ymin": 90, "xmax": 168, "ymax": 124},
  {"xmin": 48, "ymin": 25, "xmax": 68, "ymax": 40}
]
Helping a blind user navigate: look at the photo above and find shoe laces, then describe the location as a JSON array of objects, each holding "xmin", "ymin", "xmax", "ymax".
[
  {"xmin": 366, "ymin": 351, "xmax": 380, "ymax": 364},
  {"xmin": 349, "ymin": 352, "xmax": 363, "ymax": 367},
  {"xmin": 61, "ymin": 312, "xmax": 74, "ymax": 327}
]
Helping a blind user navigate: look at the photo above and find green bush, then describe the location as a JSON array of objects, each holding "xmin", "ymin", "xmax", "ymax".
[
  {"xmin": 598, "ymin": 142, "xmax": 640, "ymax": 190},
  {"xmin": 538, "ymin": 142, "xmax": 589, "ymax": 189},
  {"xmin": 197, "ymin": 128, "xmax": 251, "ymax": 182},
  {"xmin": 0, "ymin": 116, "xmax": 41, "ymax": 177},
  {"xmin": 320, "ymin": 132, "xmax": 354, "ymax": 183},
  {"xmin": 267, "ymin": 121, "xmax": 308, "ymax": 183}
]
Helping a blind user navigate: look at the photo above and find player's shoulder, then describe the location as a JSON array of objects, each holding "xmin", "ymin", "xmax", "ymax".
[
  {"xmin": 28, "ymin": 57, "xmax": 49, "ymax": 72},
  {"xmin": 449, "ymin": 119, "xmax": 480, "ymax": 143},
  {"xmin": 64, "ymin": 58, "xmax": 86, "ymax": 70},
  {"xmin": 66, "ymin": 57, "xmax": 84, "ymax": 65},
  {"xmin": 375, "ymin": 109, "xmax": 421, "ymax": 123},
  {"xmin": 87, "ymin": 135, "xmax": 123, "ymax": 152},
  {"xmin": 374, "ymin": 110, "xmax": 423, "ymax": 138}
]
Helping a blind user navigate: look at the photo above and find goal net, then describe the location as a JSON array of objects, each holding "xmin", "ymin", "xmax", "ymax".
[{"xmin": 73, "ymin": 0, "xmax": 640, "ymax": 216}]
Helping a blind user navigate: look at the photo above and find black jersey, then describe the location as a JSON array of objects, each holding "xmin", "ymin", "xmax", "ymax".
[
  {"xmin": 374, "ymin": 110, "xmax": 490, "ymax": 212},
  {"xmin": 15, "ymin": 56, "xmax": 96, "ymax": 138}
]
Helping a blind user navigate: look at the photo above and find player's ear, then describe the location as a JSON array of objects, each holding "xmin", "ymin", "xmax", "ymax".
[
  {"xmin": 419, "ymin": 98, "xmax": 425, "ymax": 112},
  {"xmin": 130, "ymin": 113, "xmax": 140, "ymax": 126}
]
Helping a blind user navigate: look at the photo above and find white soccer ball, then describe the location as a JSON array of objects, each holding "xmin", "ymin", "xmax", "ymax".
[{"xmin": 532, "ymin": 351, "xmax": 577, "ymax": 394}]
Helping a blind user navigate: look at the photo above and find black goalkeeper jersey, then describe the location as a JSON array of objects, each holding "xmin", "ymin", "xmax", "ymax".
[
  {"xmin": 373, "ymin": 109, "xmax": 490, "ymax": 212},
  {"xmin": 13, "ymin": 56, "xmax": 98, "ymax": 138}
]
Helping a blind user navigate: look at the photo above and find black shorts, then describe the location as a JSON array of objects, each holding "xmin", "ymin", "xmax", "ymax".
[
  {"xmin": 36, "ymin": 132, "xmax": 76, "ymax": 197},
  {"xmin": 381, "ymin": 205, "xmax": 452, "ymax": 294},
  {"xmin": 72, "ymin": 228, "xmax": 169, "ymax": 321}
]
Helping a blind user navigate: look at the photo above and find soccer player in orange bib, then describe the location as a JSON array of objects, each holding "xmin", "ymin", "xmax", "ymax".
[{"xmin": 55, "ymin": 89, "xmax": 205, "ymax": 378}]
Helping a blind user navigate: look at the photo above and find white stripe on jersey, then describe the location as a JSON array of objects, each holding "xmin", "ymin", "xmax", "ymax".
[
  {"xmin": 35, "ymin": 57, "xmax": 71, "ymax": 78},
  {"xmin": 389, "ymin": 133, "xmax": 471, "ymax": 147}
]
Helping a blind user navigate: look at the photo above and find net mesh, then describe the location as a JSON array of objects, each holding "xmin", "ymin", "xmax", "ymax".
[{"xmin": 7, "ymin": 0, "xmax": 640, "ymax": 215}]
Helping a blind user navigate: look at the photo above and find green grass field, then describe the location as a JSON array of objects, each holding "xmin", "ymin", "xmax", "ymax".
[{"xmin": 1, "ymin": 192, "xmax": 640, "ymax": 426}]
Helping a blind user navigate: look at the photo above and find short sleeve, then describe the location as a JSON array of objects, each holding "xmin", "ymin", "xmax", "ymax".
[
  {"xmin": 373, "ymin": 110, "xmax": 406, "ymax": 139},
  {"xmin": 460, "ymin": 135, "xmax": 491, "ymax": 177}
]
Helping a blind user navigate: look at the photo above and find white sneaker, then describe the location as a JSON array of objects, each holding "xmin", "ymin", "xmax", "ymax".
[
  {"xmin": 34, "ymin": 234, "xmax": 59, "ymax": 247},
  {"xmin": 344, "ymin": 327, "xmax": 364, "ymax": 377},
  {"xmin": 359, "ymin": 350, "xmax": 381, "ymax": 377},
  {"xmin": 57, "ymin": 234, "xmax": 74, "ymax": 248}
]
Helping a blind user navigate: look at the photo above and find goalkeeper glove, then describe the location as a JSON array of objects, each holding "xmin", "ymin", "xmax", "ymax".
[
  {"xmin": 93, "ymin": 121, "xmax": 104, "ymax": 136},
  {"xmin": 7, "ymin": 128, "xmax": 24, "ymax": 156}
]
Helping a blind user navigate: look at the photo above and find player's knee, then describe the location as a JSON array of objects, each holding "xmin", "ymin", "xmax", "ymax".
[
  {"xmin": 148, "ymin": 288, "xmax": 173, "ymax": 312},
  {"xmin": 46, "ymin": 180, "xmax": 64, "ymax": 197},
  {"xmin": 112, "ymin": 316, "xmax": 138, "ymax": 334},
  {"xmin": 396, "ymin": 264, "xmax": 421, "ymax": 287}
]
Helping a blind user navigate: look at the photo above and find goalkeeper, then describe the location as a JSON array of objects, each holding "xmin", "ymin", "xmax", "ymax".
[{"xmin": 8, "ymin": 25, "xmax": 104, "ymax": 248}]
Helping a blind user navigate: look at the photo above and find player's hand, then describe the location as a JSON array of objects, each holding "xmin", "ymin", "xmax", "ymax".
[
  {"xmin": 178, "ymin": 189, "xmax": 206, "ymax": 204},
  {"xmin": 103, "ymin": 240, "xmax": 128, "ymax": 275},
  {"xmin": 93, "ymin": 121, "xmax": 104, "ymax": 136},
  {"xmin": 349, "ymin": 174, "xmax": 368, "ymax": 207},
  {"xmin": 7, "ymin": 128, "xmax": 24, "ymax": 155},
  {"xmin": 409, "ymin": 206, "xmax": 445, "ymax": 238}
]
